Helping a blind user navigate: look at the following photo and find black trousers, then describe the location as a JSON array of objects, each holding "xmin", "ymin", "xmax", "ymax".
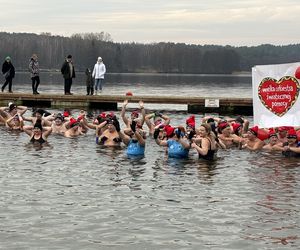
[
  {"xmin": 64, "ymin": 78, "xmax": 73, "ymax": 94},
  {"xmin": 87, "ymin": 85, "xmax": 94, "ymax": 95},
  {"xmin": 2, "ymin": 78, "xmax": 13, "ymax": 92},
  {"xmin": 31, "ymin": 76, "xmax": 40, "ymax": 93}
]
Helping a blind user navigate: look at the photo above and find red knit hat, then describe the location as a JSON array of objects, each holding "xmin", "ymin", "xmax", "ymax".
[
  {"xmin": 63, "ymin": 110, "xmax": 70, "ymax": 117},
  {"xmin": 232, "ymin": 122, "xmax": 242, "ymax": 133},
  {"xmin": 249, "ymin": 126, "xmax": 259, "ymax": 136},
  {"xmin": 69, "ymin": 118, "xmax": 79, "ymax": 128},
  {"xmin": 218, "ymin": 121, "xmax": 230, "ymax": 132},
  {"xmin": 287, "ymin": 128, "xmax": 297, "ymax": 139},
  {"xmin": 268, "ymin": 128, "xmax": 277, "ymax": 138},
  {"xmin": 164, "ymin": 125, "xmax": 175, "ymax": 138},
  {"xmin": 186, "ymin": 115, "xmax": 195, "ymax": 129},
  {"xmin": 278, "ymin": 126, "xmax": 293, "ymax": 132}
]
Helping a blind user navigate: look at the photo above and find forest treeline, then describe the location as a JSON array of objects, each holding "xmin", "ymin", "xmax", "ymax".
[{"xmin": 0, "ymin": 31, "xmax": 300, "ymax": 74}]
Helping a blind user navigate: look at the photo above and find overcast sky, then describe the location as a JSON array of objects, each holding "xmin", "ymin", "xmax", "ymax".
[{"xmin": 1, "ymin": 0, "xmax": 299, "ymax": 46}]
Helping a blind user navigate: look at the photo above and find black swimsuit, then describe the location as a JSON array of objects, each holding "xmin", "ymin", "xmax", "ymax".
[
  {"xmin": 198, "ymin": 138, "xmax": 216, "ymax": 161},
  {"xmin": 30, "ymin": 135, "xmax": 46, "ymax": 144}
]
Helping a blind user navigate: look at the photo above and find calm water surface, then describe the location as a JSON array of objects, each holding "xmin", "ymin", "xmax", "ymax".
[
  {"xmin": 0, "ymin": 110, "xmax": 299, "ymax": 249},
  {"xmin": 12, "ymin": 72, "xmax": 252, "ymax": 98}
]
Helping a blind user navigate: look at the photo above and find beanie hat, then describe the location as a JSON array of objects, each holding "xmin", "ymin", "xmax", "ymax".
[
  {"xmin": 287, "ymin": 128, "xmax": 297, "ymax": 139},
  {"xmin": 218, "ymin": 121, "xmax": 230, "ymax": 133},
  {"xmin": 69, "ymin": 118, "xmax": 79, "ymax": 128},
  {"xmin": 63, "ymin": 110, "xmax": 70, "ymax": 117},
  {"xmin": 268, "ymin": 128, "xmax": 277, "ymax": 138},
  {"xmin": 232, "ymin": 122, "xmax": 242, "ymax": 134},
  {"xmin": 249, "ymin": 126, "xmax": 259, "ymax": 136},
  {"xmin": 164, "ymin": 125, "xmax": 175, "ymax": 138},
  {"xmin": 186, "ymin": 115, "xmax": 195, "ymax": 129},
  {"xmin": 5, "ymin": 56, "xmax": 11, "ymax": 61}
]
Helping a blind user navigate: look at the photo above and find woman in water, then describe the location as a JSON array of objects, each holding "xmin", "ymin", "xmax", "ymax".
[
  {"xmin": 217, "ymin": 121, "xmax": 241, "ymax": 148},
  {"xmin": 96, "ymin": 118, "xmax": 122, "ymax": 146},
  {"xmin": 119, "ymin": 120, "xmax": 146, "ymax": 157},
  {"xmin": 23, "ymin": 119, "xmax": 52, "ymax": 144},
  {"xmin": 145, "ymin": 111, "xmax": 170, "ymax": 135},
  {"xmin": 121, "ymin": 100, "xmax": 145, "ymax": 134},
  {"xmin": 0, "ymin": 103, "xmax": 28, "ymax": 125},
  {"xmin": 5, "ymin": 113, "xmax": 24, "ymax": 130},
  {"xmin": 191, "ymin": 123, "xmax": 217, "ymax": 161},
  {"xmin": 154, "ymin": 125, "xmax": 190, "ymax": 159},
  {"xmin": 273, "ymin": 128, "xmax": 300, "ymax": 157},
  {"xmin": 241, "ymin": 126, "xmax": 265, "ymax": 151}
]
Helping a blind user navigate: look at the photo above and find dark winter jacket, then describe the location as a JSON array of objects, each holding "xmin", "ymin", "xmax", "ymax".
[
  {"xmin": 2, "ymin": 61, "xmax": 15, "ymax": 79},
  {"xmin": 61, "ymin": 60, "xmax": 75, "ymax": 79},
  {"xmin": 85, "ymin": 68, "xmax": 94, "ymax": 87}
]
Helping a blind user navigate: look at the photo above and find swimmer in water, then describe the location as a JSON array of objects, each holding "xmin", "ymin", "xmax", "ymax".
[
  {"xmin": 119, "ymin": 120, "xmax": 146, "ymax": 157},
  {"xmin": 273, "ymin": 128, "xmax": 300, "ymax": 157},
  {"xmin": 121, "ymin": 99, "xmax": 145, "ymax": 132},
  {"xmin": 262, "ymin": 128, "xmax": 280, "ymax": 151},
  {"xmin": 5, "ymin": 112, "xmax": 24, "ymax": 130},
  {"xmin": 241, "ymin": 126, "xmax": 265, "ymax": 151},
  {"xmin": 96, "ymin": 117, "xmax": 122, "ymax": 147},
  {"xmin": 145, "ymin": 111, "xmax": 170, "ymax": 135},
  {"xmin": 0, "ymin": 103, "xmax": 28, "ymax": 125},
  {"xmin": 191, "ymin": 123, "xmax": 217, "ymax": 161},
  {"xmin": 154, "ymin": 124, "xmax": 190, "ymax": 159},
  {"xmin": 23, "ymin": 119, "xmax": 52, "ymax": 144},
  {"xmin": 64, "ymin": 118, "xmax": 85, "ymax": 138}
]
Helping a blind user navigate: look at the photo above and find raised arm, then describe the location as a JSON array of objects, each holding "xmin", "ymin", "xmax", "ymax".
[{"xmin": 121, "ymin": 99, "xmax": 129, "ymax": 126}]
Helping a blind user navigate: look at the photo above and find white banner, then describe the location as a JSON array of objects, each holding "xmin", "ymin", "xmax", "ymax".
[{"xmin": 252, "ymin": 62, "xmax": 300, "ymax": 128}]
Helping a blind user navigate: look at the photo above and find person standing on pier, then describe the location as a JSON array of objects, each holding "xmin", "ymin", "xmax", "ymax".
[
  {"xmin": 61, "ymin": 55, "xmax": 76, "ymax": 95},
  {"xmin": 1, "ymin": 56, "xmax": 15, "ymax": 93},
  {"xmin": 92, "ymin": 57, "xmax": 106, "ymax": 95},
  {"xmin": 85, "ymin": 68, "xmax": 94, "ymax": 95},
  {"xmin": 29, "ymin": 54, "xmax": 40, "ymax": 94}
]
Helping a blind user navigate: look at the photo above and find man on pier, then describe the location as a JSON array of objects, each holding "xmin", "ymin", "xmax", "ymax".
[{"xmin": 61, "ymin": 55, "xmax": 76, "ymax": 95}]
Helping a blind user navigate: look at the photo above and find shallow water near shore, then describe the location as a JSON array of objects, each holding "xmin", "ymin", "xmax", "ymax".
[{"xmin": 0, "ymin": 110, "xmax": 299, "ymax": 249}]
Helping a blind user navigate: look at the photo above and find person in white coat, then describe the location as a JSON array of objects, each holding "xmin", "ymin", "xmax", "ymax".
[{"xmin": 92, "ymin": 57, "xmax": 106, "ymax": 94}]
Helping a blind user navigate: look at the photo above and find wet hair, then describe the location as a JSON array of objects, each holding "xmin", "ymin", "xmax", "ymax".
[
  {"xmin": 33, "ymin": 119, "xmax": 43, "ymax": 130},
  {"xmin": 9, "ymin": 103, "xmax": 17, "ymax": 111},
  {"xmin": 55, "ymin": 113, "xmax": 64, "ymax": 122},
  {"xmin": 200, "ymin": 123, "xmax": 212, "ymax": 134}
]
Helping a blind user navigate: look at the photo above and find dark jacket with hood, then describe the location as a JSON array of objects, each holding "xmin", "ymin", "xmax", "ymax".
[{"xmin": 2, "ymin": 61, "xmax": 15, "ymax": 79}]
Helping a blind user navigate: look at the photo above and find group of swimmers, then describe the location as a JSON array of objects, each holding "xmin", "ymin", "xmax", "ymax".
[{"xmin": 1, "ymin": 100, "xmax": 300, "ymax": 159}]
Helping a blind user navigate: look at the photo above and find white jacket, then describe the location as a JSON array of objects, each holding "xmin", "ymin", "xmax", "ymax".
[{"xmin": 92, "ymin": 62, "xmax": 106, "ymax": 79}]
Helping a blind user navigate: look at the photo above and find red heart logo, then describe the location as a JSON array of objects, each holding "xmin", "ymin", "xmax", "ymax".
[{"xmin": 258, "ymin": 76, "xmax": 300, "ymax": 117}]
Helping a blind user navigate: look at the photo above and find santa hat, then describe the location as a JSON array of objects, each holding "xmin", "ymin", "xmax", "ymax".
[
  {"xmin": 69, "ymin": 118, "xmax": 79, "ymax": 128},
  {"xmin": 278, "ymin": 126, "xmax": 293, "ymax": 132},
  {"xmin": 218, "ymin": 121, "xmax": 230, "ymax": 132},
  {"xmin": 232, "ymin": 122, "xmax": 242, "ymax": 133},
  {"xmin": 63, "ymin": 110, "xmax": 70, "ymax": 117},
  {"xmin": 186, "ymin": 115, "xmax": 195, "ymax": 129},
  {"xmin": 164, "ymin": 125, "xmax": 175, "ymax": 138},
  {"xmin": 249, "ymin": 126, "xmax": 259, "ymax": 136},
  {"xmin": 287, "ymin": 128, "xmax": 297, "ymax": 139},
  {"xmin": 268, "ymin": 128, "xmax": 277, "ymax": 138}
]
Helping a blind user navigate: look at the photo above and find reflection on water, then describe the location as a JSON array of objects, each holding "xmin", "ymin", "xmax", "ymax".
[{"xmin": 0, "ymin": 112, "xmax": 299, "ymax": 249}]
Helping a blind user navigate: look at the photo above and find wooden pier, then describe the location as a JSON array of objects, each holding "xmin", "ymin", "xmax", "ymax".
[{"xmin": 0, "ymin": 93, "xmax": 253, "ymax": 114}]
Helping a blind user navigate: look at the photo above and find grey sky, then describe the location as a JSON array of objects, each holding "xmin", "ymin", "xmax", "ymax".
[{"xmin": 1, "ymin": 0, "xmax": 299, "ymax": 46}]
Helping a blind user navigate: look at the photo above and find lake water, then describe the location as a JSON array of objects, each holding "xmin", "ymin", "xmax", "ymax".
[
  {"xmin": 12, "ymin": 72, "xmax": 252, "ymax": 98},
  {"xmin": 0, "ymin": 74, "xmax": 299, "ymax": 249}
]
